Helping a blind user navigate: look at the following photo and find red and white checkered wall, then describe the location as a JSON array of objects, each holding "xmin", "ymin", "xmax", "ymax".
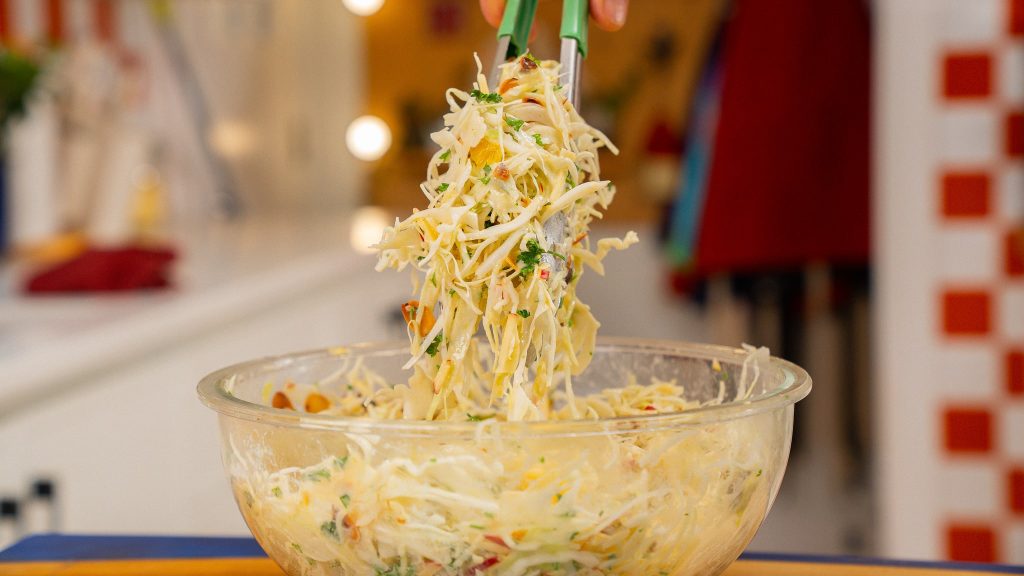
[
  {"xmin": 880, "ymin": 0, "xmax": 1024, "ymax": 563},
  {"xmin": 0, "ymin": 0, "xmax": 118, "ymax": 47}
]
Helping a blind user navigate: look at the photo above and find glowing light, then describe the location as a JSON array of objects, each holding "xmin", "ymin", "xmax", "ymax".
[
  {"xmin": 346, "ymin": 115, "xmax": 391, "ymax": 162},
  {"xmin": 209, "ymin": 120, "xmax": 256, "ymax": 159},
  {"xmin": 350, "ymin": 206, "xmax": 391, "ymax": 254},
  {"xmin": 342, "ymin": 0, "xmax": 384, "ymax": 17}
]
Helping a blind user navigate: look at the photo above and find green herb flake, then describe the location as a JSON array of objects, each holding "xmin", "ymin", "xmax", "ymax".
[
  {"xmin": 439, "ymin": 149, "xmax": 451, "ymax": 162},
  {"xmin": 532, "ymin": 133, "xmax": 544, "ymax": 146},
  {"xmin": 448, "ymin": 288, "xmax": 456, "ymax": 296},
  {"xmin": 756, "ymin": 469, "xmax": 763, "ymax": 477},
  {"xmin": 505, "ymin": 115, "xmax": 525, "ymax": 130},
  {"xmin": 467, "ymin": 413, "xmax": 495, "ymax": 422},
  {"xmin": 334, "ymin": 455, "xmax": 349, "ymax": 469},
  {"xmin": 469, "ymin": 524, "xmax": 485, "ymax": 530},
  {"xmin": 429, "ymin": 273, "xmax": 437, "ymax": 287},
  {"xmin": 321, "ymin": 520, "xmax": 339, "ymax": 539},
  {"xmin": 340, "ymin": 494, "xmax": 351, "ymax": 507},
  {"xmin": 516, "ymin": 239, "xmax": 545, "ymax": 277},
  {"xmin": 524, "ymin": 52, "xmax": 541, "ymax": 67},
  {"xmin": 540, "ymin": 456, "xmax": 546, "ymax": 463},
  {"xmin": 272, "ymin": 487, "xmax": 283, "ymax": 498},
  {"xmin": 426, "ymin": 332, "xmax": 443, "ymax": 357},
  {"xmin": 570, "ymin": 531, "xmax": 579, "ymax": 541},
  {"xmin": 307, "ymin": 469, "xmax": 331, "ymax": 482},
  {"xmin": 436, "ymin": 183, "xmax": 449, "ymax": 192},
  {"xmin": 469, "ymin": 89, "xmax": 503, "ymax": 104},
  {"xmin": 517, "ymin": 309, "xmax": 531, "ymax": 318}
]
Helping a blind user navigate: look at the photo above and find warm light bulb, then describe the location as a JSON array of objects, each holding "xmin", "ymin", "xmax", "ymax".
[
  {"xmin": 346, "ymin": 115, "xmax": 391, "ymax": 162},
  {"xmin": 350, "ymin": 206, "xmax": 391, "ymax": 254},
  {"xmin": 209, "ymin": 120, "xmax": 256, "ymax": 159},
  {"xmin": 342, "ymin": 0, "xmax": 384, "ymax": 17}
]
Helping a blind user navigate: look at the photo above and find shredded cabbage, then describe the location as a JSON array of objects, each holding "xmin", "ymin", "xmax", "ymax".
[{"xmin": 374, "ymin": 55, "xmax": 637, "ymax": 422}]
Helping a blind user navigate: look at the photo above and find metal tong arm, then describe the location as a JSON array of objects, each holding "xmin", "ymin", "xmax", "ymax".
[{"xmin": 491, "ymin": 0, "xmax": 589, "ymax": 109}]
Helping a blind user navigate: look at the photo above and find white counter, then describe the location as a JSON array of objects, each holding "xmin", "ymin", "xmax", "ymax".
[{"xmin": 0, "ymin": 216, "xmax": 385, "ymax": 421}]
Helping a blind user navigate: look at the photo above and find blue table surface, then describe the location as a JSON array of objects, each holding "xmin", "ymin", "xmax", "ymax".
[{"xmin": 0, "ymin": 535, "xmax": 1022, "ymax": 573}]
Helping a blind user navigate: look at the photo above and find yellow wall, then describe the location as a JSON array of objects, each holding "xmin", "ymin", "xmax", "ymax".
[{"xmin": 365, "ymin": 0, "xmax": 724, "ymax": 222}]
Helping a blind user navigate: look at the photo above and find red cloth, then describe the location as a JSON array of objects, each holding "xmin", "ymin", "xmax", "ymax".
[
  {"xmin": 24, "ymin": 246, "xmax": 177, "ymax": 294},
  {"xmin": 694, "ymin": 0, "xmax": 871, "ymax": 274}
]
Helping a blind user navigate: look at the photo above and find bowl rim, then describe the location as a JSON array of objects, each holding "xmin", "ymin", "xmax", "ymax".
[{"xmin": 197, "ymin": 337, "xmax": 811, "ymax": 436}]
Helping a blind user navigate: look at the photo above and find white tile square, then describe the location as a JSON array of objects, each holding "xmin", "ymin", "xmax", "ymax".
[
  {"xmin": 1001, "ymin": 46, "xmax": 1024, "ymax": 106},
  {"xmin": 1000, "ymin": 286, "xmax": 1024, "ymax": 340},
  {"xmin": 998, "ymin": 165, "xmax": 1024, "ymax": 221},
  {"xmin": 1003, "ymin": 404, "xmax": 1024, "ymax": 458},
  {"xmin": 938, "ymin": 462, "xmax": 1000, "ymax": 516},
  {"xmin": 940, "ymin": 108, "xmax": 998, "ymax": 164},
  {"xmin": 940, "ymin": 228, "xmax": 998, "ymax": 282},
  {"xmin": 941, "ymin": 0, "xmax": 1000, "ymax": 44},
  {"xmin": 1008, "ymin": 524, "xmax": 1024, "ymax": 564},
  {"xmin": 935, "ymin": 344, "xmax": 998, "ymax": 397}
]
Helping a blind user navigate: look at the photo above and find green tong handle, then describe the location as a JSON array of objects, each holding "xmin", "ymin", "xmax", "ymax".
[
  {"xmin": 560, "ymin": 0, "xmax": 589, "ymax": 58},
  {"xmin": 497, "ymin": 0, "xmax": 540, "ymax": 58}
]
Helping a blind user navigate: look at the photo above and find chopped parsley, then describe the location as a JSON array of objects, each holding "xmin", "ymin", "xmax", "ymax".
[
  {"xmin": 467, "ymin": 413, "xmax": 495, "ymax": 422},
  {"xmin": 439, "ymin": 149, "xmax": 451, "ymax": 162},
  {"xmin": 516, "ymin": 238, "xmax": 565, "ymax": 278},
  {"xmin": 320, "ymin": 520, "xmax": 338, "ymax": 539},
  {"xmin": 469, "ymin": 89, "xmax": 502, "ymax": 104},
  {"xmin": 523, "ymin": 52, "xmax": 541, "ymax": 67},
  {"xmin": 481, "ymin": 164, "xmax": 493, "ymax": 185},
  {"xmin": 334, "ymin": 455, "xmax": 349, "ymax": 469},
  {"xmin": 517, "ymin": 309, "xmax": 531, "ymax": 318},
  {"xmin": 426, "ymin": 332, "xmax": 443, "ymax": 357},
  {"xmin": 307, "ymin": 469, "xmax": 331, "ymax": 482},
  {"xmin": 448, "ymin": 288, "xmax": 456, "ymax": 296},
  {"xmin": 505, "ymin": 115, "xmax": 525, "ymax": 130},
  {"xmin": 436, "ymin": 183, "xmax": 449, "ymax": 192},
  {"xmin": 533, "ymin": 133, "xmax": 544, "ymax": 146},
  {"xmin": 469, "ymin": 524, "xmax": 485, "ymax": 530},
  {"xmin": 516, "ymin": 239, "xmax": 545, "ymax": 277},
  {"xmin": 272, "ymin": 487, "xmax": 283, "ymax": 498},
  {"xmin": 340, "ymin": 494, "xmax": 351, "ymax": 507}
]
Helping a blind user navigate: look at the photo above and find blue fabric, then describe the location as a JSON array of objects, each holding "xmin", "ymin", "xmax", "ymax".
[
  {"xmin": 1, "ymin": 535, "xmax": 1022, "ymax": 573},
  {"xmin": 0, "ymin": 534, "xmax": 266, "ymax": 561},
  {"xmin": 740, "ymin": 552, "xmax": 1024, "ymax": 574}
]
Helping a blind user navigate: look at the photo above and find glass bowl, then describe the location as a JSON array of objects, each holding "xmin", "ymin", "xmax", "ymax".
[{"xmin": 198, "ymin": 338, "xmax": 810, "ymax": 576}]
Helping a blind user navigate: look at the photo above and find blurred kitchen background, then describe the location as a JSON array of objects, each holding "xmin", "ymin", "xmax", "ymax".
[{"xmin": 0, "ymin": 0, "xmax": 1021, "ymax": 565}]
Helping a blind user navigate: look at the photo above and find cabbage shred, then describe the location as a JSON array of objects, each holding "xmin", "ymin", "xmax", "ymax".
[{"xmin": 375, "ymin": 56, "xmax": 638, "ymax": 421}]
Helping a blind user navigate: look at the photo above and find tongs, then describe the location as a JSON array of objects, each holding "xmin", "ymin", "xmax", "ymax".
[
  {"xmin": 490, "ymin": 0, "xmax": 589, "ymax": 108},
  {"xmin": 490, "ymin": 0, "xmax": 590, "ymax": 280}
]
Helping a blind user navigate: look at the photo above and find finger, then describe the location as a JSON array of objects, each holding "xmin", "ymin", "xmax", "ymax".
[
  {"xmin": 590, "ymin": 0, "xmax": 628, "ymax": 32},
  {"xmin": 480, "ymin": 0, "xmax": 506, "ymax": 28}
]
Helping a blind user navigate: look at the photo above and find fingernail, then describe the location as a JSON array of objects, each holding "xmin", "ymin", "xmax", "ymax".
[{"xmin": 608, "ymin": 0, "xmax": 628, "ymax": 27}]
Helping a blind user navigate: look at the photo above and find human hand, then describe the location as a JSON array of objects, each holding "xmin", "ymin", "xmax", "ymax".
[{"xmin": 479, "ymin": 0, "xmax": 629, "ymax": 32}]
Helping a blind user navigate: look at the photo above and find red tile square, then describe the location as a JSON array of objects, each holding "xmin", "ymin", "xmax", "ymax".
[
  {"xmin": 1013, "ymin": 0, "xmax": 1024, "ymax": 36},
  {"xmin": 1011, "ymin": 469, "xmax": 1024, "ymax": 514},
  {"xmin": 1006, "ymin": 112, "xmax": 1024, "ymax": 157},
  {"xmin": 942, "ymin": 172, "xmax": 991, "ymax": 218},
  {"xmin": 942, "ymin": 291, "xmax": 992, "ymax": 336},
  {"xmin": 943, "ymin": 53, "xmax": 993, "ymax": 99},
  {"xmin": 943, "ymin": 407, "xmax": 994, "ymax": 454},
  {"xmin": 947, "ymin": 524, "xmax": 998, "ymax": 562},
  {"xmin": 1007, "ymin": 229, "xmax": 1024, "ymax": 277},
  {"xmin": 1010, "ymin": 350, "xmax": 1024, "ymax": 396}
]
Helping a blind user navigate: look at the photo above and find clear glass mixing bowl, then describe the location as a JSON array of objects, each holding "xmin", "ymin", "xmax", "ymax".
[{"xmin": 198, "ymin": 338, "xmax": 810, "ymax": 576}]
